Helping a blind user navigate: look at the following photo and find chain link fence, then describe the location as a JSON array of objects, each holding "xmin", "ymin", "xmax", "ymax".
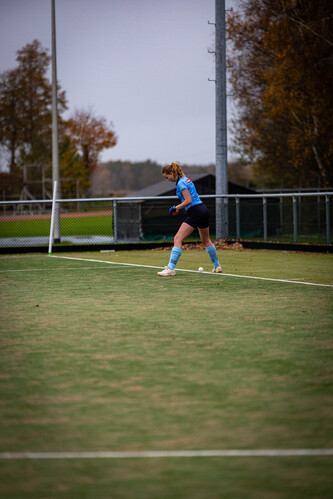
[{"xmin": 0, "ymin": 193, "xmax": 332, "ymax": 249}]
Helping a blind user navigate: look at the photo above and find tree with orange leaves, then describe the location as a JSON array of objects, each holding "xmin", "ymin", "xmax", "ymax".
[{"xmin": 65, "ymin": 109, "xmax": 117, "ymax": 178}]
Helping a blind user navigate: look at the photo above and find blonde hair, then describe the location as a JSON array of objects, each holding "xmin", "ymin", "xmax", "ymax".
[{"xmin": 162, "ymin": 162, "xmax": 184, "ymax": 181}]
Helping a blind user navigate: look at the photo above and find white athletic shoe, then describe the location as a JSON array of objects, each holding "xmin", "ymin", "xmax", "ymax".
[
  {"xmin": 157, "ymin": 266, "xmax": 176, "ymax": 277},
  {"xmin": 212, "ymin": 265, "xmax": 222, "ymax": 273}
]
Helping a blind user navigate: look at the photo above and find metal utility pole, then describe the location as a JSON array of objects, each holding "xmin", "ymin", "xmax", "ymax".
[
  {"xmin": 51, "ymin": 0, "xmax": 61, "ymax": 242},
  {"xmin": 215, "ymin": 0, "xmax": 228, "ymax": 239}
]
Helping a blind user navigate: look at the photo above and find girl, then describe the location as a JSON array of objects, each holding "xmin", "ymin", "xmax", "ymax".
[{"xmin": 157, "ymin": 162, "xmax": 222, "ymax": 276}]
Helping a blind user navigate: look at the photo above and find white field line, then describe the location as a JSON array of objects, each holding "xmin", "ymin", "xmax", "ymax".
[
  {"xmin": 49, "ymin": 255, "xmax": 333, "ymax": 288},
  {"xmin": 0, "ymin": 449, "xmax": 332, "ymax": 460}
]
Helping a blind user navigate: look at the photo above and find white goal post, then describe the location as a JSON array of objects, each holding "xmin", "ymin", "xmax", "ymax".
[{"xmin": 48, "ymin": 181, "xmax": 58, "ymax": 255}]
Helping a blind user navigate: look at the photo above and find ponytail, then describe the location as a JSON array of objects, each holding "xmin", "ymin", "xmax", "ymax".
[{"xmin": 162, "ymin": 162, "xmax": 184, "ymax": 180}]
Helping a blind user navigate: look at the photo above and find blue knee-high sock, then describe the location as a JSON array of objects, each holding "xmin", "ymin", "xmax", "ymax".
[
  {"xmin": 206, "ymin": 244, "xmax": 220, "ymax": 268},
  {"xmin": 168, "ymin": 247, "xmax": 182, "ymax": 270}
]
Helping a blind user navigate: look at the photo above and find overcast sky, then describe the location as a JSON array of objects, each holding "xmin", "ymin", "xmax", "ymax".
[{"xmin": 0, "ymin": 0, "xmax": 237, "ymax": 167}]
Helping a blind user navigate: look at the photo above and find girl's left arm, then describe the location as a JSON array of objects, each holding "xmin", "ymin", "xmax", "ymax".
[{"xmin": 176, "ymin": 189, "xmax": 192, "ymax": 212}]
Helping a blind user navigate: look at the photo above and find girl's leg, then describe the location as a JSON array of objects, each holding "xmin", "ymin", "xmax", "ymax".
[
  {"xmin": 198, "ymin": 227, "xmax": 222, "ymax": 270},
  {"xmin": 174, "ymin": 222, "xmax": 195, "ymax": 248},
  {"xmin": 198, "ymin": 227, "xmax": 213, "ymax": 248},
  {"xmin": 168, "ymin": 222, "xmax": 194, "ymax": 269}
]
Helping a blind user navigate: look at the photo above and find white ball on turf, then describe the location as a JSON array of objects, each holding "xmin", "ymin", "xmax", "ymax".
[{"xmin": 198, "ymin": 267, "xmax": 204, "ymax": 272}]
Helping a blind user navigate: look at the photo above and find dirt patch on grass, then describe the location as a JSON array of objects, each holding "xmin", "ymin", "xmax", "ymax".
[
  {"xmin": 19, "ymin": 417, "xmax": 71, "ymax": 424},
  {"xmin": 185, "ymin": 239, "xmax": 244, "ymax": 251},
  {"xmin": 152, "ymin": 239, "xmax": 244, "ymax": 251},
  {"xmin": 91, "ymin": 354, "xmax": 119, "ymax": 360}
]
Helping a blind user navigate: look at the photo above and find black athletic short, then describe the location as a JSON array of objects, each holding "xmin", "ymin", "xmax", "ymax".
[{"xmin": 184, "ymin": 203, "xmax": 209, "ymax": 229}]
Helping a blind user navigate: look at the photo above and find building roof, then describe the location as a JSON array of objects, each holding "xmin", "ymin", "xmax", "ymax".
[{"xmin": 127, "ymin": 173, "xmax": 257, "ymax": 198}]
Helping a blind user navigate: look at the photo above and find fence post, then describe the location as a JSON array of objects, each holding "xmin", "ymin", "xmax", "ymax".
[
  {"xmin": 113, "ymin": 200, "xmax": 118, "ymax": 243},
  {"xmin": 224, "ymin": 197, "xmax": 229, "ymax": 238},
  {"xmin": 317, "ymin": 195, "xmax": 321, "ymax": 232},
  {"xmin": 236, "ymin": 197, "xmax": 240, "ymax": 240},
  {"xmin": 293, "ymin": 196, "xmax": 297, "ymax": 243},
  {"xmin": 263, "ymin": 197, "xmax": 267, "ymax": 241},
  {"xmin": 279, "ymin": 197, "xmax": 283, "ymax": 236},
  {"xmin": 326, "ymin": 195, "xmax": 330, "ymax": 245}
]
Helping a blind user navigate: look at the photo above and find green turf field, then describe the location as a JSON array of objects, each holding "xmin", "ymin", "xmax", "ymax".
[
  {"xmin": 0, "ymin": 249, "xmax": 332, "ymax": 498},
  {"xmin": 0, "ymin": 213, "xmax": 113, "ymax": 238}
]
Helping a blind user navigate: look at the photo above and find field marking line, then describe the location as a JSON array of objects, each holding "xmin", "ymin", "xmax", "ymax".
[
  {"xmin": 49, "ymin": 255, "xmax": 333, "ymax": 288},
  {"xmin": 1, "ymin": 449, "xmax": 332, "ymax": 460},
  {"xmin": 220, "ymin": 272, "xmax": 333, "ymax": 287}
]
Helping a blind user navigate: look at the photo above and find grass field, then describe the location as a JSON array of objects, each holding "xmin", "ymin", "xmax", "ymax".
[
  {"xmin": 0, "ymin": 213, "xmax": 113, "ymax": 238},
  {"xmin": 0, "ymin": 248, "xmax": 333, "ymax": 498}
]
